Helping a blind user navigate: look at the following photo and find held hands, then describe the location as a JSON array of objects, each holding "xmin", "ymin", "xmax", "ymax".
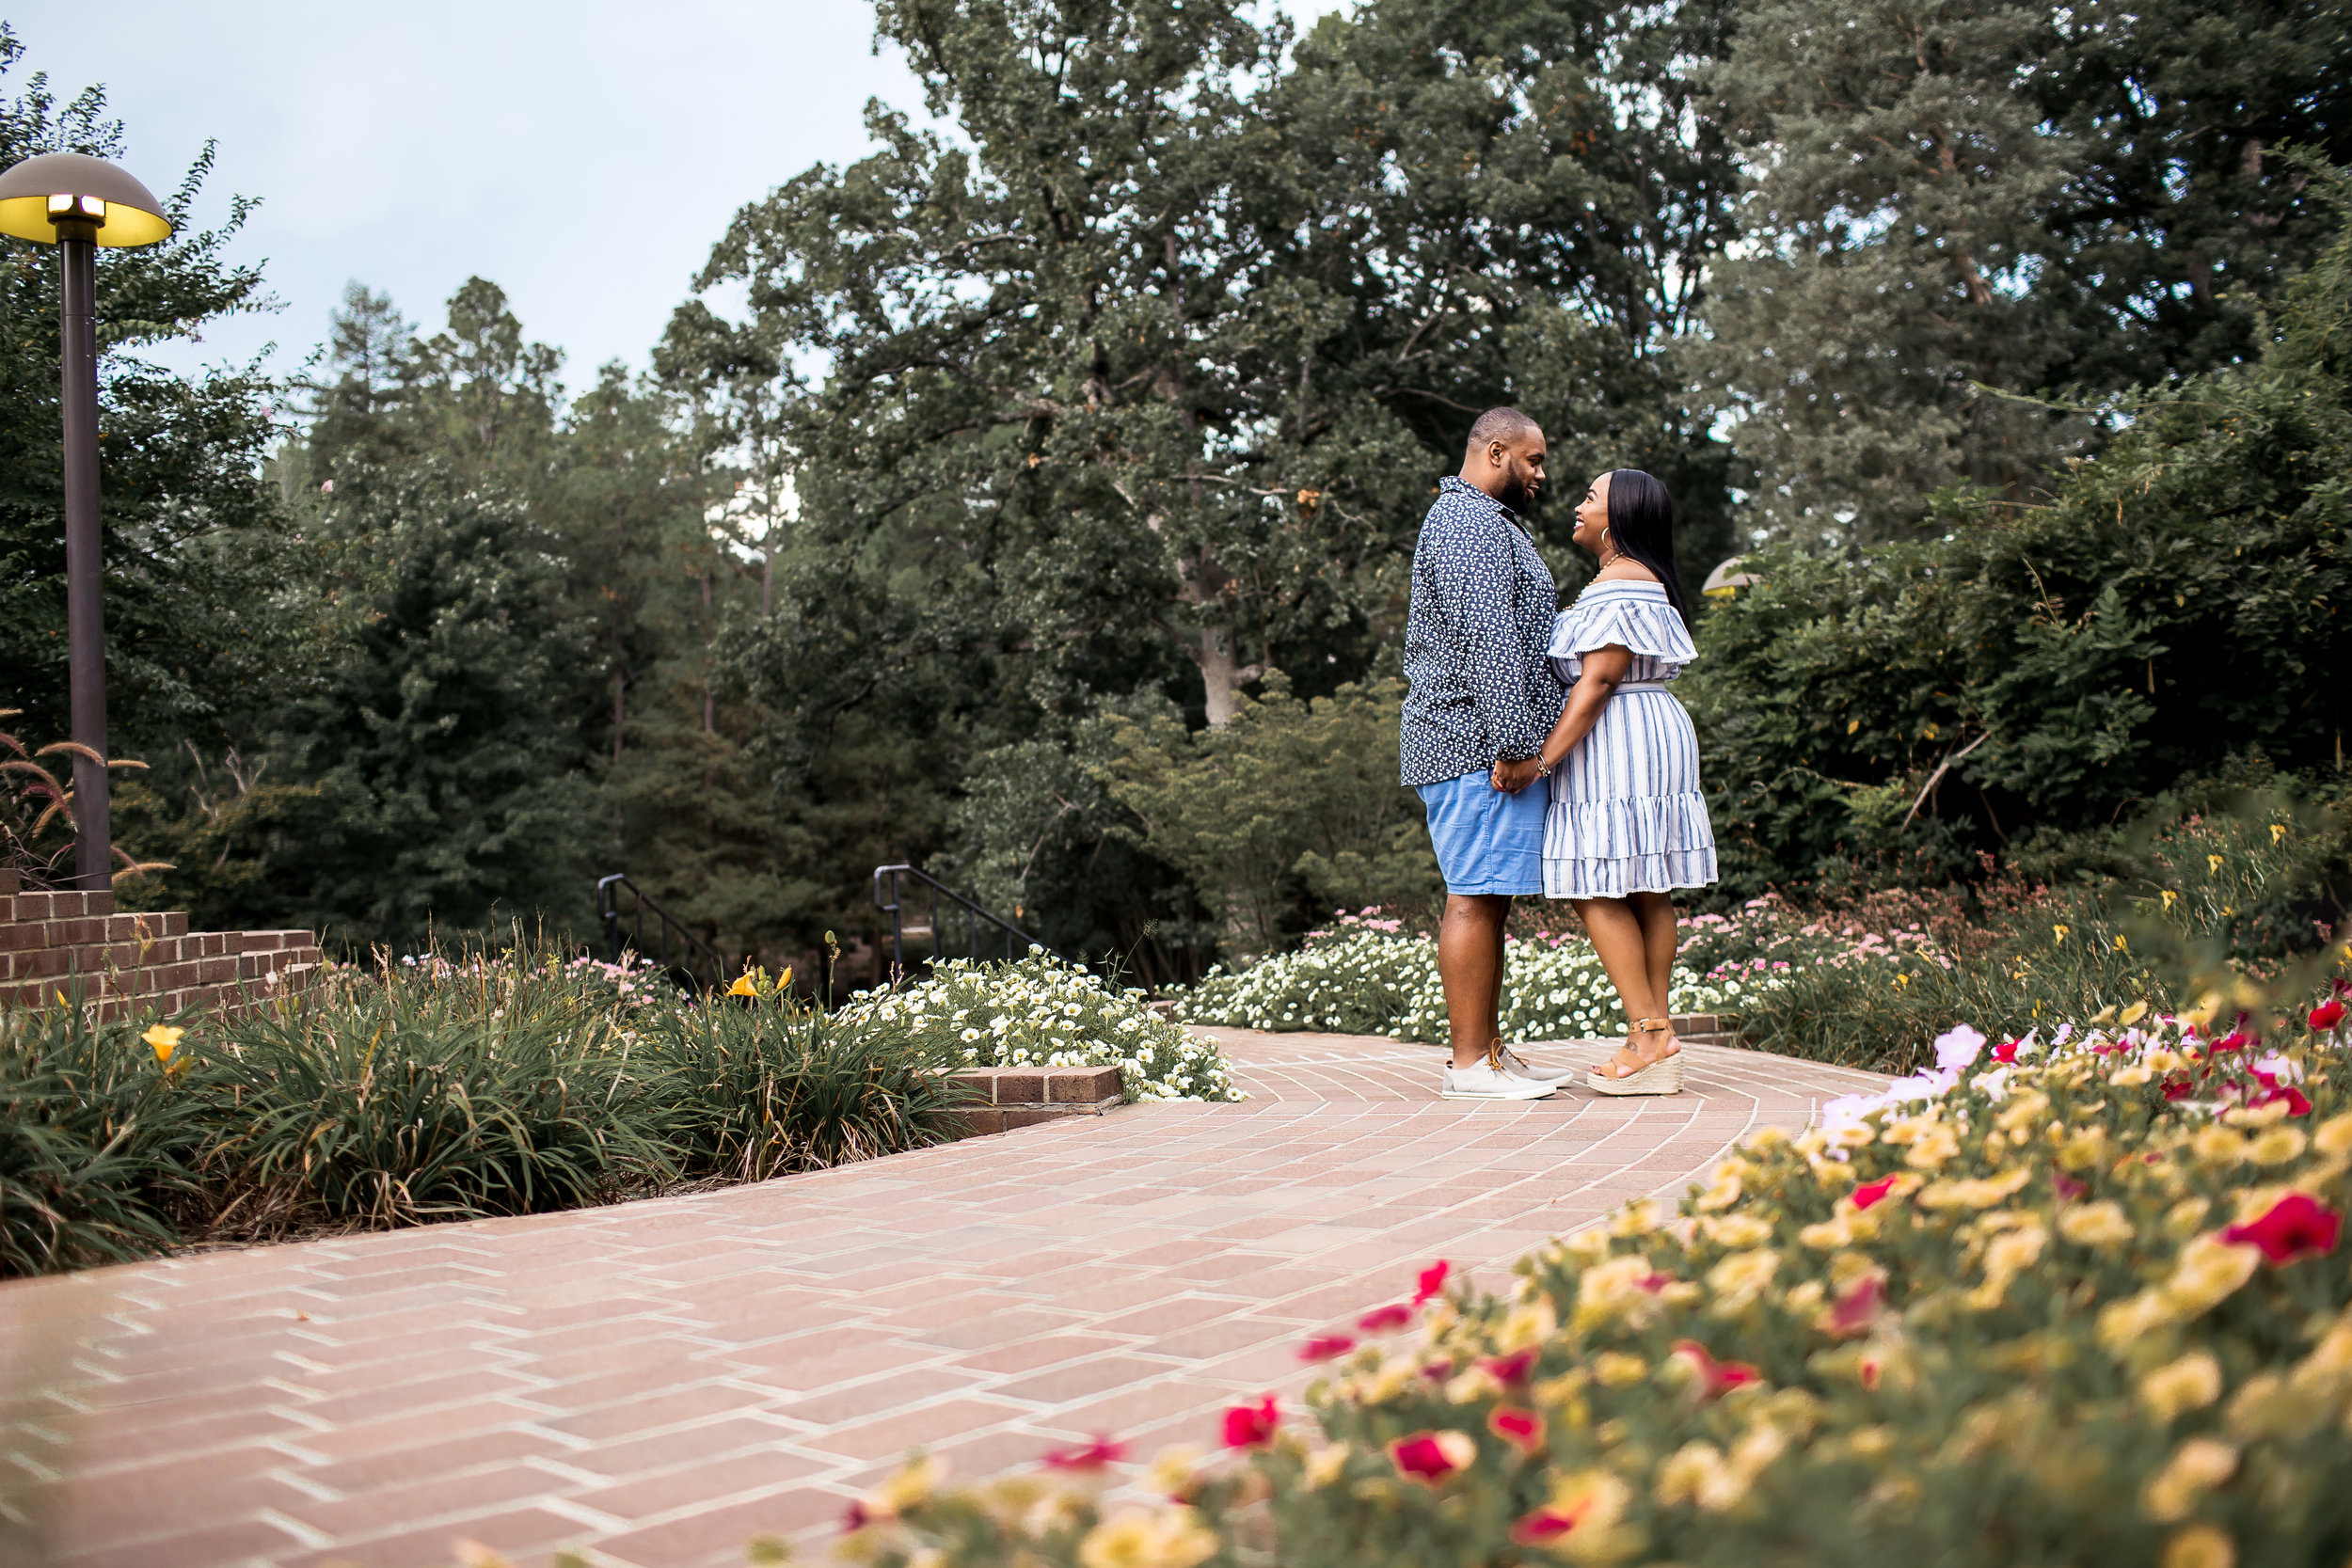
[{"xmin": 1490, "ymin": 755, "xmax": 1546, "ymax": 795}]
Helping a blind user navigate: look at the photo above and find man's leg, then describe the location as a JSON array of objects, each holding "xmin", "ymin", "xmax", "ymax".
[{"xmin": 1439, "ymin": 893, "xmax": 1511, "ymax": 1069}]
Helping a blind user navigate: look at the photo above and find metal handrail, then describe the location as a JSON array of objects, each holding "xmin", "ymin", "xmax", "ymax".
[
  {"xmin": 596, "ymin": 873, "xmax": 728, "ymax": 996},
  {"xmin": 872, "ymin": 863, "xmax": 1048, "ymax": 978}
]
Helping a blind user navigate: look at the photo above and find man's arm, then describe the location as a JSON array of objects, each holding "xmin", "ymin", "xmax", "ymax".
[{"xmin": 1428, "ymin": 507, "xmax": 1546, "ymax": 766}]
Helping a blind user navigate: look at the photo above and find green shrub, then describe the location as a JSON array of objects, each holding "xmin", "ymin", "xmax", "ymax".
[
  {"xmin": 193, "ymin": 955, "xmax": 668, "ymax": 1229},
  {"xmin": 842, "ymin": 997, "xmax": 2352, "ymax": 1568},
  {"xmin": 0, "ymin": 1003, "xmax": 204, "ymax": 1275}
]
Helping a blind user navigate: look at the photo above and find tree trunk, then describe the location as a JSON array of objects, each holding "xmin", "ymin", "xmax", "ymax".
[{"xmin": 1192, "ymin": 625, "xmax": 1262, "ymax": 729}]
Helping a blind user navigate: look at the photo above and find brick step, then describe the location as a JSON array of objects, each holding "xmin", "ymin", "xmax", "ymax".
[
  {"xmin": 0, "ymin": 867, "xmax": 324, "ymax": 1019},
  {"xmin": 940, "ymin": 1065, "xmax": 1123, "ymax": 1138}
]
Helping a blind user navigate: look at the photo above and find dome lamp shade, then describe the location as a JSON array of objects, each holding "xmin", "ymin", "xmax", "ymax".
[{"xmin": 0, "ymin": 150, "xmax": 173, "ymax": 247}]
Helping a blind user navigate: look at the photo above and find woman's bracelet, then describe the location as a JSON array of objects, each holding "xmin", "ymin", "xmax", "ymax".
[{"xmin": 1534, "ymin": 756, "xmax": 1556, "ymax": 779}]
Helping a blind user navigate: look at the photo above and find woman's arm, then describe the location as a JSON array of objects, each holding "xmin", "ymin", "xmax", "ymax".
[{"xmin": 1492, "ymin": 644, "xmax": 1632, "ymax": 792}]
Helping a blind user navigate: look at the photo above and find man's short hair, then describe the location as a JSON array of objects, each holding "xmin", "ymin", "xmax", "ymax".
[{"xmin": 1467, "ymin": 406, "xmax": 1541, "ymax": 453}]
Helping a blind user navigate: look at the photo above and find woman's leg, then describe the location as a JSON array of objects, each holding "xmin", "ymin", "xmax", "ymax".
[
  {"xmin": 1572, "ymin": 896, "xmax": 1667, "ymax": 1078},
  {"xmin": 1629, "ymin": 891, "xmax": 1679, "ymax": 1053}
]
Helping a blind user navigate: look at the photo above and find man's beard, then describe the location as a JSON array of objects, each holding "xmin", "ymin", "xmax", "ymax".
[{"xmin": 1497, "ymin": 472, "xmax": 1540, "ymax": 515}]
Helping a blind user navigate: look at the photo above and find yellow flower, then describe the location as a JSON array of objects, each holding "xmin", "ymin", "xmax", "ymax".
[
  {"xmin": 2270, "ymin": 823, "xmax": 2287, "ymax": 845},
  {"xmin": 141, "ymin": 1023, "xmax": 184, "ymax": 1067},
  {"xmin": 2057, "ymin": 1201, "xmax": 2136, "ymax": 1248},
  {"xmin": 728, "ymin": 974, "xmax": 759, "ymax": 997},
  {"xmin": 1654, "ymin": 1441, "xmax": 1727, "ymax": 1507},
  {"xmin": 2160, "ymin": 1236, "xmax": 2261, "ymax": 1319},
  {"xmin": 2140, "ymin": 1353, "xmax": 2223, "ymax": 1422},
  {"xmin": 863, "ymin": 1454, "xmax": 945, "ymax": 1520},
  {"xmin": 2207, "ymin": 854, "xmax": 2224, "ymax": 875},
  {"xmin": 1592, "ymin": 1352, "xmax": 1648, "ymax": 1387},
  {"xmin": 1693, "ymin": 1169, "xmax": 1743, "ymax": 1212},
  {"xmin": 2162, "ymin": 1525, "xmax": 2237, "ymax": 1568},
  {"xmin": 1143, "ymin": 1446, "xmax": 1203, "ymax": 1499},
  {"xmin": 2159, "ymin": 891, "xmax": 2180, "ymax": 912},
  {"xmin": 2097, "ymin": 1290, "xmax": 2173, "ymax": 1350},
  {"xmin": 2121, "ymin": 998, "xmax": 2152, "ymax": 1024},
  {"xmin": 1903, "ymin": 1122, "xmax": 1962, "ymax": 1169},
  {"xmin": 1538, "ymin": 1469, "xmax": 1634, "ymax": 1560},
  {"xmin": 2246, "ymin": 1126, "xmax": 2307, "ymax": 1166},
  {"xmin": 1608, "ymin": 1198, "xmax": 1663, "ymax": 1237},
  {"xmin": 2191, "ymin": 1125, "xmax": 2247, "ymax": 1166},
  {"xmin": 1702, "ymin": 1214, "xmax": 1773, "ymax": 1248},
  {"xmin": 2113, "ymin": 934, "xmax": 2130, "ymax": 952},
  {"xmin": 1302, "ymin": 1443, "xmax": 1351, "ymax": 1489},
  {"xmin": 1077, "ymin": 1507, "xmax": 1219, "ymax": 1568},
  {"xmin": 2143, "ymin": 1438, "xmax": 2237, "ymax": 1523},
  {"xmin": 1707, "ymin": 1249, "xmax": 1781, "ymax": 1312},
  {"xmin": 1916, "ymin": 1167, "xmax": 2032, "ymax": 1211},
  {"xmin": 2314, "ymin": 1113, "xmax": 2352, "ymax": 1159},
  {"xmin": 777, "ymin": 966, "xmax": 793, "ymax": 988}
]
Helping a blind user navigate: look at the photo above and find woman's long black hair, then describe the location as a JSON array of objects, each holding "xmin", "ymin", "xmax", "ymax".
[{"xmin": 1605, "ymin": 469, "xmax": 1691, "ymax": 631}]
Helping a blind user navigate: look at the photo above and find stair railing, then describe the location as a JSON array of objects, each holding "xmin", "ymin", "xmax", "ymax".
[
  {"xmin": 872, "ymin": 863, "xmax": 1048, "ymax": 979},
  {"xmin": 596, "ymin": 873, "xmax": 727, "ymax": 996}
]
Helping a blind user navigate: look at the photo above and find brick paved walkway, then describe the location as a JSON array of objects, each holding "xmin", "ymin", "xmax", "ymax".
[{"xmin": 0, "ymin": 1031, "xmax": 1883, "ymax": 1568}]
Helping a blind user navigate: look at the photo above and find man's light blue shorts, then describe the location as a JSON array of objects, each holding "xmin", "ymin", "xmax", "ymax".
[{"xmin": 1417, "ymin": 769, "xmax": 1545, "ymax": 897}]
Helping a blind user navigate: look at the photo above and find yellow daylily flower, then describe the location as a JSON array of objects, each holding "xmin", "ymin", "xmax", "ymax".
[
  {"xmin": 728, "ymin": 974, "xmax": 759, "ymax": 998},
  {"xmin": 141, "ymin": 1023, "xmax": 183, "ymax": 1067}
]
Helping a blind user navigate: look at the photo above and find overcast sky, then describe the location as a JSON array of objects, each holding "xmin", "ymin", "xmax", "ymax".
[{"xmin": 13, "ymin": 1, "xmax": 1345, "ymax": 390}]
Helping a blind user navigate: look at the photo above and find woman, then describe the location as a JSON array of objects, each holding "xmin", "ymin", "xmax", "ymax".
[{"xmin": 1518, "ymin": 469, "xmax": 1717, "ymax": 1094}]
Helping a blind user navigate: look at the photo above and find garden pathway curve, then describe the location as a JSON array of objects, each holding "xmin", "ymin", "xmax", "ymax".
[{"xmin": 0, "ymin": 1031, "xmax": 1884, "ymax": 1568}]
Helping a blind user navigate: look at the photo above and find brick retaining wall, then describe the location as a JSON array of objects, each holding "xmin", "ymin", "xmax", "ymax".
[
  {"xmin": 0, "ymin": 867, "xmax": 324, "ymax": 1019},
  {"xmin": 942, "ymin": 1064, "xmax": 1124, "ymax": 1137}
]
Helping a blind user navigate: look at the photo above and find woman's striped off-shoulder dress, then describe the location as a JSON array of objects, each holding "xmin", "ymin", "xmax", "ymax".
[{"xmin": 1540, "ymin": 580, "xmax": 1719, "ymax": 900}]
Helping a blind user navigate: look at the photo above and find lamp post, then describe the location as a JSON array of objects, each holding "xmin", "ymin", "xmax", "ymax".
[{"xmin": 0, "ymin": 152, "xmax": 174, "ymax": 893}]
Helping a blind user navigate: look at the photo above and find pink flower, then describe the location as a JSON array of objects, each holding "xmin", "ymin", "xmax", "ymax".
[
  {"xmin": 1851, "ymin": 1176, "xmax": 1901, "ymax": 1211},
  {"xmin": 841, "ymin": 1501, "xmax": 871, "ymax": 1532},
  {"xmin": 1820, "ymin": 1275, "xmax": 1883, "ymax": 1338},
  {"xmin": 1044, "ymin": 1435, "xmax": 1128, "ymax": 1470},
  {"xmin": 1671, "ymin": 1338, "xmax": 1762, "ymax": 1399},
  {"xmin": 2211, "ymin": 1031, "xmax": 2252, "ymax": 1055},
  {"xmin": 1411, "ymin": 1259, "xmax": 1452, "ymax": 1306},
  {"xmin": 2050, "ymin": 1171, "xmax": 2087, "ymax": 1202},
  {"xmin": 1484, "ymin": 1347, "xmax": 1540, "ymax": 1386},
  {"xmin": 1358, "ymin": 1303, "xmax": 1414, "ymax": 1333},
  {"xmin": 1298, "ymin": 1335, "xmax": 1356, "ymax": 1363},
  {"xmin": 1511, "ymin": 1502, "xmax": 1592, "ymax": 1544},
  {"xmin": 1222, "ymin": 1396, "xmax": 1279, "ymax": 1449},
  {"xmin": 2222, "ymin": 1193, "xmax": 2343, "ymax": 1265},
  {"xmin": 1488, "ymin": 1405, "xmax": 1544, "ymax": 1453},
  {"xmin": 1991, "ymin": 1039, "xmax": 2021, "ymax": 1064},
  {"xmin": 2311, "ymin": 999, "xmax": 2345, "ymax": 1031},
  {"xmin": 1387, "ymin": 1429, "xmax": 1476, "ymax": 1484}
]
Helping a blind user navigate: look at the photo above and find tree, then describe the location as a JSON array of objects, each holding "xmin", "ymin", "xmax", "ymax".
[
  {"xmin": 1686, "ymin": 164, "xmax": 2352, "ymax": 891},
  {"xmin": 0, "ymin": 29, "xmax": 297, "ymax": 755},
  {"xmin": 1702, "ymin": 0, "xmax": 2352, "ymax": 544}
]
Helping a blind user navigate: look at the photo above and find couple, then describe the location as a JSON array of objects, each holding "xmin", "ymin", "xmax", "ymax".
[{"xmin": 1401, "ymin": 407, "xmax": 1717, "ymax": 1101}]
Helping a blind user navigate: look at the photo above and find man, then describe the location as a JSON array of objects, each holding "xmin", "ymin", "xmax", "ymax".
[{"xmin": 1400, "ymin": 407, "xmax": 1573, "ymax": 1101}]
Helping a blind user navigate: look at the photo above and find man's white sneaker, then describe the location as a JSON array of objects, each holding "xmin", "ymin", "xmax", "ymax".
[
  {"xmin": 1496, "ymin": 1046, "xmax": 1579, "ymax": 1085},
  {"xmin": 1439, "ymin": 1061, "xmax": 1556, "ymax": 1101}
]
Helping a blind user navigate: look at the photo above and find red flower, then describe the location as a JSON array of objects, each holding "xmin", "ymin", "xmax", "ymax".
[
  {"xmin": 1358, "ymin": 1303, "xmax": 1414, "ymax": 1333},
  {"xmin": 1412, "ymin": 1259, "xmax": 1452, "ymax": 1306},
  {"xmin": 2254, "ymin": 1084, "xmax": 2314, "ymax": 1117},
  {"xmin": 1671, "ymin": 1338, "xmax": 1763, "ymax": 1399},
  {"xmin": 1992, "ymin": 1039, "xmax": 2021, "ymax": 1064},
  {"xmin": 2050, "ymin": 1171, "xmax": 2087, "ymax": 1202},
  {"xmin": 1387, "ymin": 1429, "xmax": 1476, "ymax": 1484},
  {"xmin": 1421, "ymin": 1358, "xmax": 1454, "ymax": 1380},
  {"xmin": 1043, "ymin": 1435, "xmax": 1128, "ymax": 1470},
  {"xmin": 2310, "ymin": 999, "xmax": 2345, "ymax": 1031},
  {"xmin": 1297, "ymin": 1335, "xmax": 1357, "ymax": 1363},
  {"xmin": 2161, "ymin": 1077, "xmax": 2197, "ymax": 1101},
  {"xmin": 842, "ymin": 1501, "xmax": 871, "ymax": 1532},
  {"xmin": 1488, "ymin": 1405, "xmax": 1544, "ymax": 1453},
  {"xmin": 1859, "ymin": 1356, "xmax": 1883, "ymax": 1390},
  {"xmin": 1634, "ymin": 1270, "xmax": 1674, "ymax": 1293},
  {"xmin": 1820, "ymin": 1275, "xmax": 1883, "ymax": 1338},
  {"xmin": 2211, "ymin": 1031, "xmax": 2251, "ymax": 1055},
  {"xmin": 1221, "ymin": 1396, "xmax": 1279, "ymax": 1449},
  {"xmin": 2222, "ymin": 1193, "xmax": 2343, "ymax": 1265},
  {"xmin": 1510, "ymin": 1502, "xmax": 1595, "ymax": 1545},
  {"xmin": 1851, "ymin": 1176, "xmax": 1901, "ymax": 1211},
  {"xmin": 1484, "ymin": 1346, "xmax": 1540, "ymax": 1386}
]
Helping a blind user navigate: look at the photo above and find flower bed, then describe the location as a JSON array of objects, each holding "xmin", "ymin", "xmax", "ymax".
[
  {"xmin": 835, "ymin": 952, "xmax": 1241, "ymax": 1103},
  {"xmin": 838, "ymin": 993, "xmax": 2352, "ymax": 1568},
  {"xmin": 1173, "ymin": 911, "xmax": 1764, "ymax": 1040}
]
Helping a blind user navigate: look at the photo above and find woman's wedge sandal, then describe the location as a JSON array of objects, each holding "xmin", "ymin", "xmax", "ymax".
[{"xmin": 1585, "ymin": 1017, "xmax": 1684, "ymax": 1096}]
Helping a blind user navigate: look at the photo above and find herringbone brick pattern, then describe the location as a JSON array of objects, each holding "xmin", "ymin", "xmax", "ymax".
[{"xmin": 0, "ymin": 1031, "xmax": 1883, "ymax": 1567}]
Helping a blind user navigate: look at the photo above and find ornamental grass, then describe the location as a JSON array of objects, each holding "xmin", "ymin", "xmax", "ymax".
[{"xmin": 836, "ymin": 992, "xmax": 2352, "ymax": 1568}]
